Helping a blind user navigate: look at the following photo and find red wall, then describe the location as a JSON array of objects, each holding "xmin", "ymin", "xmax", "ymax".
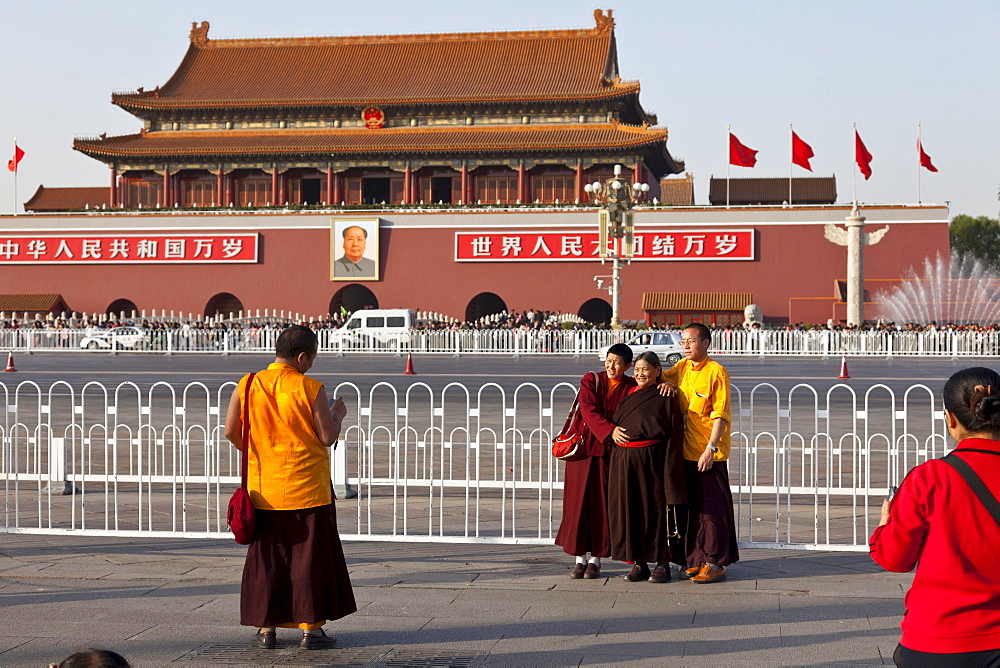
[{"xmin": 0, "ymin": 207, "xmax": 950, "ymax": 323}]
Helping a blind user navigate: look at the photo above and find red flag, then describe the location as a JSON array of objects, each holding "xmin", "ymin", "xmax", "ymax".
[
  {"xmin": 729, "ymin": 133, "xmax": 757, "ymax": 167},
  {"xmin": 7, "ymin": 145, "xmax": 24, "ymax": 172},
  {"xmin": 918, "ymin": 138, "xmax": 938, "ymax": 172},
  {"xmin": 791, "ymin": 131, "xmax": 814, "ymax": 171},
  {"xmin": 854, "ymin": 130, "xmax": 873, "ymax": 180}
]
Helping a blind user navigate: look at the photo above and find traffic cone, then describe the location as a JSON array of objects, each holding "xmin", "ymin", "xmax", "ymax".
[
  {"xmin": 4, "ymin": 351, "xmax": 15, "ymax": 372},
  {"xmin": 837, "ymin": 355, "xmax": 850, "ymax": 379},
  {"xmin": 403, "ymin": 353, "xmax": 416, "ymax": 375}
]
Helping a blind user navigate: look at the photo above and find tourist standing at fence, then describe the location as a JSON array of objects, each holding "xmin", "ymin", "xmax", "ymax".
[
  {"xmin": 224, "ymin": 325, "xmax": 357, "ymax": 650},
  {"xmin": 555, "ymin": 343, "xmax": 635, "ymax": 578},
  {"xmin": 608, "ymin": 351, "xmax": 685, "ymax": 583},
  {"xmin": 870, "ymin": 367, "xmax": 1000, "ymax": 666},
  {"xmin": 661, "ymin": 323, "xmax": 739, "ymax": 583}
]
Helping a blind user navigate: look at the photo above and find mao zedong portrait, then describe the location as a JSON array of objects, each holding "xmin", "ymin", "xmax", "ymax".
[{"xmin": 333, "ymin": 225, "xmax": 377, "ymax": 279}]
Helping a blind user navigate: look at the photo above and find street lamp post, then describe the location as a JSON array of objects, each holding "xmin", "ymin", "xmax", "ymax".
[{"xmin": 584, "ymin": 164, "xmax": 649, "ymax": 329}]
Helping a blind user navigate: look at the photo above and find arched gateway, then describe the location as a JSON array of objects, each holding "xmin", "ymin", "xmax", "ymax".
[
  {"xmin": 465, "ymin": 292, "xmax": 507, "ymax": 323},
  {"xmin": 330, "ymin": 285, "xmax": 378, "ymax": 314},
  {"xmin": 204, "ymin": 293, "xmax": 243, "ymax": 318},
  {"xmin": 106, "ymin": 298, "xmax": 138, "ymax": 318},
  {"xmin": 578, "ymin": 298, "xmax": 612, "ymax": 325}
]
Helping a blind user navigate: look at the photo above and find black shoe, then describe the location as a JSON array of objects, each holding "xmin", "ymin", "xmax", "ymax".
[
  {"xmin": 251, "ymin": 630, "xmax": 276, "ymax": 649},
  {"xmin": 649, "ymin": 565, "xmax": 670, "ymax": 583},
  {"xmin": 625, "ymin": 562, "xmax": 651, "ymax": 582},
  {"xmin": 569, "ymin": 563, "xmax": 586, "ymax": 579},
  {"xmin": 300, "ymin": 628, "xmax": 336, "ymax": 650},
  {"xmin": 583, "ymin": 563, "xmax": 601, "ymax": 579}
]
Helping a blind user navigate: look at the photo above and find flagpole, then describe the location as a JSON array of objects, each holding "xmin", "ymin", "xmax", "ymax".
[
  {"xmin": 851, "ymin": 123, "xmax": 857, "ymax": 206},
  {"xmin": 917, "ymin": 121, "xmax": 922, "ymax": 204},
  {"xmin": 788, "ymin": 124, "xmax": 793, "ymax": 206},
  {"xmin": 726, "ymin": 124, "xmax": 731, "ymax": 209},
  {"xmin": 11, "ymin": 137, "xmax": 17, "ymax": 216}
]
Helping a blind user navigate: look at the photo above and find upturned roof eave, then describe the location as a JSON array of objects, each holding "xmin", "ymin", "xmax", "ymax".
[{"xmin": 110, "ymin": 84, "xmax": 642, "ymax": 112}]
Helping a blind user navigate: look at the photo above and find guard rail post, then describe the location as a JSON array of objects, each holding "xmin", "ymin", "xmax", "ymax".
[
  {"xmin": 109, "ymin": 330, "xmax": 117, "ymax": 356},
  {"xmin": 166, "ymin": 330, "xmax": 173, "ymax": 356},
  {"xmin": 223, "ymin": 331, "xmax": 230, "ymax": 356},
  {"xmin": 573, "ymin": 332, "xmax": 581, "ymax": 358},
  {"xmin": 337, "ymin": 334, "xmax": 345, "ymax": 357},
  {"xmin": 512, "ymin": 332, "xmax": 520, "ymax": 359},
  {"xmin": 332, "ymin": 439, "xmax": 357, "ymax": 499},
  {"xmin": 453, "ymin": 332, "xmax": 461, "ymax": 358},
  {"xmin": 44, "ymin": 436, "xmax": 74, "ymax": 495}
]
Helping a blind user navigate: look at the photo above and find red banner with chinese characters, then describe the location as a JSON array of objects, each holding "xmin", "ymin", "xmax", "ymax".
[
  {"xmin": 455, "ymin": 230, "xmax": 754, "ymax": 261},
  {"xmin": 0, "ymin": 234, "xmax": 259, "ymax": 264}
]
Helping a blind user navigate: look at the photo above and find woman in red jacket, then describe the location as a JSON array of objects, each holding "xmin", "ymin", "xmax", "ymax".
[{"xmin": 870, "ymin": 367, "xmax": 1000, "ymax": 666}]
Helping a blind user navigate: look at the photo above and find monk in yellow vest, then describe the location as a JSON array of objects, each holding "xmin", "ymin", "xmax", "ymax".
[{"xmin": 224, "ymin": 325, "xmax": 356, "ymax": 650}]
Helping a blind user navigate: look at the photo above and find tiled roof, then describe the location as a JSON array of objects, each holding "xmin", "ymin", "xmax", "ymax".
[
  {"xmin": 642, "ymin": 293, "xmax": 753, "ymax": 311},
  {"xmin": 708, "ymin": 177, "xmax": 836, "ymax": 205},
  {"xmin": 0, "ymin": 294, "xmax": 69, "ymax": 313},
  {"xmin": 112, "ymin": 13, "xmax": 635, "ymax": 110},
  {"xmin": 74, "ymin": 123, "xmax": 670, "ymax": 159},
  {"xmin": 659, "ymin": 173, "xmax": 694, "ymax": 205},
  {"xmin": 23, "ymin": 186, "xmax": 108, "ymax": 212}
]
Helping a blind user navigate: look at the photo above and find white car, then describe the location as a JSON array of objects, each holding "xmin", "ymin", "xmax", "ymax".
[
  {"xmin": 79, "ymin": 326, "xmax": 149, "ymax": 350},
  {"xmin": 599, "ymin": 331, "xmax": 684, "ymax": 367}
]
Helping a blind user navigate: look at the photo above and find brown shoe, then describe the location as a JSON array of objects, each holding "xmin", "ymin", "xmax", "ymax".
[
  {"xmin": 569, "ymin": 563, "xmax": 586, "ymax": 579},
  {"xmin": 300, "ymin": 628, "xmax": 336, "ymax": 650},
  {"xmin": 251, "ymin": 630, "xmax": 276, "ymax": 649},
  {"xmin": 583, "ymin": 563, "xmax": 601, "ymax": 579},
  {"xmin": 625, "ymin": 562, "xmax": 651, "ymax": 582},
  {"xmin": 683, "ymin": 565, "xmax": 702, "ymax": 578},
  {"xmin": 691, "ymin": 564, "xmax": 726, "ymax": 584},
  {"xmin": 649, "ymin": 565, "xmax": 670, "ymax": 583}
]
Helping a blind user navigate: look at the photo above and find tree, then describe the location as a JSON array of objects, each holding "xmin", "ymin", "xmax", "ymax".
[{"xmin": 949, "ymin": 214, "xmax": 1000, "ymax": 272}]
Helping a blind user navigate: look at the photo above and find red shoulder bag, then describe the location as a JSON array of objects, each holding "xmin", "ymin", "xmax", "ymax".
[
  {"xmin": 551, "ymin": 372, "xmax": 596, "ymax": 462},
  {"xmin": 227, "ymin": 372, "xmax": 257, "ymax": 544}
]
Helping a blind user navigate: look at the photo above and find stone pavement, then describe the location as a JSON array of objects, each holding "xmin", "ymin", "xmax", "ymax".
[{"xmin": 0, "ymin": 533, "xmax": 911, "ymax": 667}]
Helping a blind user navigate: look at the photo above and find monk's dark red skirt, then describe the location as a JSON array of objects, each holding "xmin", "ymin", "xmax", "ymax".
[
  {"xmin": 240, "ymin": 503, "xmax": 357, "ymax": 627},
  {"xmin": 683, "ymin": 460, "xmax": 740, "ymax": 568},
  {"xmin": 555, "ymin": 454, "xmax": 611, "ymax": 557}
]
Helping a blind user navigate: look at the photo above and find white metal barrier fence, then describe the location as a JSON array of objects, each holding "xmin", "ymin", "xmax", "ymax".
[
  {"xmin": 1, "ymin": 327, "xmax": 999, "ymax": 357},
  {"xmin": 0, "ymin": 379, "xmax": 947, "ymax": 550}
]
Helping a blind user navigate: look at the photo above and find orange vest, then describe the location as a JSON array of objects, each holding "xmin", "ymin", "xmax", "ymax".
[{"xmin": 238, "ymin": 363, "xmax": 331, "ymax": 510}]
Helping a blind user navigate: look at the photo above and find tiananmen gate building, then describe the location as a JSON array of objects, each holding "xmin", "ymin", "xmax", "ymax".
[{"xmin": 2, "ymin": 11, "xmax": 950, "ymax": 326}]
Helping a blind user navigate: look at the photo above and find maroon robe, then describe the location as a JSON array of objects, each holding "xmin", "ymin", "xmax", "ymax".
[
  {"xmin": 607, "ymin": 387, "xmax": 686, "ymax": 564},
  {"xmin": 555, "ymin": 370, "xmax": 636, "ymax": 557}
]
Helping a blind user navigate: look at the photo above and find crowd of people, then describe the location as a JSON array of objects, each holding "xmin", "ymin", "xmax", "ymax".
[{"xmin": 5, "ymin": 311, "xmax": 1000, "ymax": 334}]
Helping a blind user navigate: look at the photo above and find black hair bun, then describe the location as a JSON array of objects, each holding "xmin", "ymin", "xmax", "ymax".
[{"xmin": 974, "ymin": 392, "xmax": 1000, "ymax": 423}]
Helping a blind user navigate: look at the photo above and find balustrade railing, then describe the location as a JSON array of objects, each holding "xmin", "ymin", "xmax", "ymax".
[{"xmin": 1, "ymin": 378, "xmax": 948, "ymax": 550}]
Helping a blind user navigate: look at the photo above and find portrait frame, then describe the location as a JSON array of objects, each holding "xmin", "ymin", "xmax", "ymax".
[{"xmin": 330, "ymin": 218, "xmax": 380, "ymax": 281}]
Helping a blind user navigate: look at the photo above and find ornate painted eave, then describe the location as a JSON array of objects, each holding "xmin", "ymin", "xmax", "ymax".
[{"xmin": 74, "ymin": 122, "xmax": 672, "ymax": 160}]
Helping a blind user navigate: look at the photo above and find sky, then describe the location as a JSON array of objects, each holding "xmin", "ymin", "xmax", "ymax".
[{"xmin": 1, "ymin": 0, "xmax": 997, "ymax": 217}]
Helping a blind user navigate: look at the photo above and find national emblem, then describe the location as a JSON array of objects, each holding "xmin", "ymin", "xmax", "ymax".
[{"xmin": 362, "ymin": 106, "xmax": 385, "ymax": 129}]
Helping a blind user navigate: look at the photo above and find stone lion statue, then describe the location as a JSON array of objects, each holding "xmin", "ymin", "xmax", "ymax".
[{"xmin": 743, "ymin": 303, "xmax": 762, "ymax": 328}]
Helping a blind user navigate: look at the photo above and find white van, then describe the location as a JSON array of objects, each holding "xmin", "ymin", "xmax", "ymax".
[{"xmin": 335, "ymin": 309, "xmax": 416, "ymax": 346}]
